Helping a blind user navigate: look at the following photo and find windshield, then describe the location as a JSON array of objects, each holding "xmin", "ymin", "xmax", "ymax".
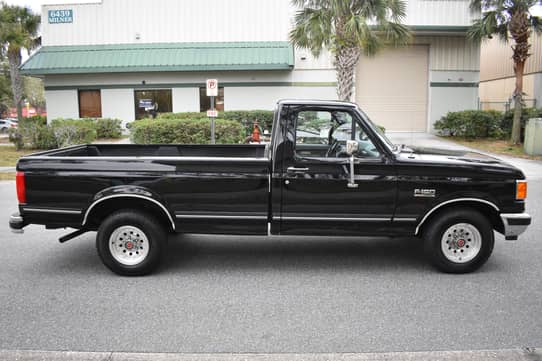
[{"xmin": 355, "ymin": 107, "xmax": 397, "ymax": 152}]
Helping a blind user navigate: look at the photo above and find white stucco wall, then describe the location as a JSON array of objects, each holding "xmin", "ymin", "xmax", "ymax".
[
  {"xmin": 172, "ymin": 88, "xmax": 200, "ymax": 113},
  {"xmin": 224, "ymin": 86, "xmax": 337, "ymax": 112},
  {"xmin": 101, "ymin": 88, "xmax": 136, "ymax": 128},
  {"xmin": 44, "ymin": 89, "xmax": 79, "ymax": 122}
]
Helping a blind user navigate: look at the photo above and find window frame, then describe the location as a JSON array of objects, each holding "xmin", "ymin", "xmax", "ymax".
[{"xmin": 292, "ymin": 107, "xmax": 383, "ymax": 161}]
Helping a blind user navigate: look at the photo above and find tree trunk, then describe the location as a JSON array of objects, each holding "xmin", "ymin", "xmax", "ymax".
[
  {"xmin": 509, "ymin": 10, "xmax": 531, "ymax": 145},
  {"xmin": 511, "ymin": 60, "xmax": 525, "ymax": 145},
  {"xmin": 335, "ymin": 46, "xmax": 361, "ymax": 102},
  {"xmin": 7, "ymin": 49, "xmax": 24, "ymax": 121}
]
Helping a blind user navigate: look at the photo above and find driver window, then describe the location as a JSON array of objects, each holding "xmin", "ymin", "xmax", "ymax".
[{"xmin": 295, "ymin": 110, "xmax": 380, "ymax": 158}]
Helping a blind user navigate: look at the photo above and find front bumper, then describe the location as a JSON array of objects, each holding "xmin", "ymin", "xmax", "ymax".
[
  {"xmin": 500, "ymin": 213, "xmax": 531, "ymax": 240},
  {"xmin": 9, "ymin": 212, "xmax": 26, "ymax": 233}
]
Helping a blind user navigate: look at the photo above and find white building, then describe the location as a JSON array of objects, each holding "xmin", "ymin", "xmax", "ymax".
[{"xmin": 22, "ymin": 0, "xmax": 480, "ymax": 132}]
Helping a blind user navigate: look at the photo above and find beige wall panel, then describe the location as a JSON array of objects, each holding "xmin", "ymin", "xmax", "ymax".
[
  {"xmin": 479, "ymin": 74, "xmax": 536, "ymax": 102},
  {"xmin": 356, "ymin": 46, "xmax": 429, "ymax": 131},
  {"xmin": 480, "ymin": 33, "xmax": 542, "ymax": 81},
  {"xmin": 416, "ymin": 36, "xmax": 480, "ymax": 71}
]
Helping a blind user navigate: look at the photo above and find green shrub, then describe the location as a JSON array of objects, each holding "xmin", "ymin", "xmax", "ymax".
[
  {"xmin": 22, "ymin": 115, "xmax": 47, "ymax": 125},
  {"xmin": 434, "ymin": 110, "xmax": 504, "ymax": 139},
  {"xmin": 94, "ymin": 118, "xmax": 122, "ymax": 138},
  {"xmin": 131, "ymin": 118, "xmax": 244, "ymax": 144},
  {"xmin": 156, "ymin": 110, "xmax": 274, "ymax": 135},
  {"xmin": 501, "ymin": 107, "xmax": 542, "ymax": 140},
  {"xmin": 9, "ymin": 119, "xmax": 58, "ymax": 150},
  {"xmin": 51, "ymin": 119, "xmax": 97, "ymax": 147}
]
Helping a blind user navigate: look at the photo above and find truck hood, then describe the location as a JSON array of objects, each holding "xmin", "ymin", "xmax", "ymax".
[{"xmin": 396, "ymin": 146, "xmax": 525, "ymax": 179}]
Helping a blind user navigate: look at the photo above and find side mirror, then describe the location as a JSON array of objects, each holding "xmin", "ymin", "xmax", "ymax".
[
  {"xmin": 346, "ymin": 140, "xmax": 359, "ymax": 188},
  {"xmin": 346, "ymin": 140, "xmax": 358, "ymax": 156}
]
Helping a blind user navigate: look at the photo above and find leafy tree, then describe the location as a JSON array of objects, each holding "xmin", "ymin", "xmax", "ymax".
[
  {"xmin": 24, "ymin": 76, "xmax": 45, "ymax": 110},
  {"xmin": 468, "ymin": 0, "xmax": 542, "ymax": 144},
  {"xmin": 0, "ymin": 3, "xmax": 40, "ymax": 121},
  {"xmin": 290, "ymin": 0, "xmax": 411, "ymax": 101},
  {"xmin": 0, "ymin": 60, "xmax": 12, "ymax": 117}
]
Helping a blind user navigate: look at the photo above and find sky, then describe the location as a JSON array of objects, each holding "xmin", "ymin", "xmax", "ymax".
[
  {"xmin": 2, "ymin": 0, "xmax": 101, "ymax": 14},
  {"xmin": 2, "ymin": 0, "xmax": 541, "ymax": 17}
]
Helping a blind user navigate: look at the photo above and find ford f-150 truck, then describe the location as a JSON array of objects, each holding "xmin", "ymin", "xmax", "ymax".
[{"xmin": 9, "ymin": 100, "xmax": 531, "ymax": 275}]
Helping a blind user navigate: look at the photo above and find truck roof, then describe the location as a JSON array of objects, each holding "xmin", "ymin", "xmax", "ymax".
[{"xmin": 277, "ymin": 99, "xmax": 357, "ymax": 107}]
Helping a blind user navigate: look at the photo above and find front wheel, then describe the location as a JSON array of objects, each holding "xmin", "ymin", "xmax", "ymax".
[
  {"xmin": 96, "ymin": 210, "xmax": 167, "ymax": 276},
  {"xmin": 423, "ymin": 208, "xmax": 494, "ymax": 273}
]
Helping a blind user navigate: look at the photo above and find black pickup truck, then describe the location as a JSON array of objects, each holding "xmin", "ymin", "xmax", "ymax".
[{"xmin": 10, "ymin": 100, "xmax": 531, "ymax": 275}]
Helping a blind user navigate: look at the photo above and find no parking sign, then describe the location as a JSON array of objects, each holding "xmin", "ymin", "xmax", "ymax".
[{"xmin": 206, "ymin": 79, "xmax": 218, "ymax": 97}]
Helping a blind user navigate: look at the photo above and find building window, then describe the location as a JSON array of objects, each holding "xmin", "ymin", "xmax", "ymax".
[
  {"xmin": 134, "ymin": 89, "xmax": 172, "ymax": 119},
  {"xmin": 78, "ymin": 90, "xmax": 102, "ymax": 118},
  {"xmin": 199, "ymin": 87, "xmax": 224, "ymax": 112}
]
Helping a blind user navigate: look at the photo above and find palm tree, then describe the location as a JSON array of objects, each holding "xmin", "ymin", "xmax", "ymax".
[
  {"xmin": 468, "ymin": 0, "xmax": 541, "ymax": 144},
  {"xmin": 290, "ymin": 0, "xmax": 411, "ymax": 102},
  {"xmin": 0, "ymin": 3, "xmax": 40, "ymax": 121}
]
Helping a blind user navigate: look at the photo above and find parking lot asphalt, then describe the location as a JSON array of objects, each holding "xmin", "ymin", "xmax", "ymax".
[{"xmin": 0, "ymin": 176, "xmax": 541, "ymax": 355}]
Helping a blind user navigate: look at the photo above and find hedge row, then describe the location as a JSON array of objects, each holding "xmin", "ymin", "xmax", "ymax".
[
  {"xmin": 9, "ymin": 117, "xmax": 122, "ymax": 150},
  {"xmin": 157, "ymin": 110, "xmax": 274, "ymax": 134},
  {"xmin": 434, "ymin": 108, "xmax": 542, "ymax": 139},
  {"xmin": 130, "ymin": 118, "xmax": 244, "ymax": 144}
]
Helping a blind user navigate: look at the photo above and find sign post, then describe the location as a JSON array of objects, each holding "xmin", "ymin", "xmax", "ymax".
[{"xmin": 206, "ymin": 79, "xmax": 218, "ymax": 144}]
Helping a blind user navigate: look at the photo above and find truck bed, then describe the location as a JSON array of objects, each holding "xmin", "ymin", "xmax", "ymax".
[
  {"xmin": 16, "ymin": 143, "xmax": 271, "ymax": 235},
  {"xmin": 28, "ymin": 143, "xmax": 268, "ymax": 158}
]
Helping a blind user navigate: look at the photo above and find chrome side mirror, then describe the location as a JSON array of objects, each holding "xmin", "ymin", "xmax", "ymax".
[
  {"xmin": 346, "ymin": 140, "xmax": 358, "ymax": 156},
  {"xmin": 346, "ymin": 140, "xmax": 358, "ymax": 188}
]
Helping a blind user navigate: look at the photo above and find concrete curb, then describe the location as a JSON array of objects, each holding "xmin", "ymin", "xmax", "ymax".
[{"xmin": 0, "ymin": 349, "xmax": 540, "ymax": 361}]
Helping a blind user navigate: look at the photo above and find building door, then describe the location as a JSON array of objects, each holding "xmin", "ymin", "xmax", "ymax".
[
  {"xmin": 356, "ymin": 45, "xmax": 429, "ymax": 132},
  {"xmin": 78, "ymin": 90, "xmax": 102, "ymax": 118}
]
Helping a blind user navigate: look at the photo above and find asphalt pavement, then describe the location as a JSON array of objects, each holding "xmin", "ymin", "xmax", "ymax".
[{"xmin": 0, "ymin": 176, "xmax": 541, "ymax": 355}]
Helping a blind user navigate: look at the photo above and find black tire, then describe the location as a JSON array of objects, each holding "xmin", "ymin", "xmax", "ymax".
[
  {"xmin": 96, "ymin": 210, "xmax": 167, "ymax": 276},
  {"xmin": 423, "ymin": 208, "xmax": 494, "ymax": 273}
]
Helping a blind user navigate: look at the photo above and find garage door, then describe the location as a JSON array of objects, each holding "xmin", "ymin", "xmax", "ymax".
[{"xmin": 356, "ymin": 45, "xmax": 429, "ymax": 132}]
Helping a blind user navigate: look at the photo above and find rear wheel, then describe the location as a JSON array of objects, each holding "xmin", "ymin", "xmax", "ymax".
[
  {"xmin": 96, "ymin": 210, "xmax": 167, "ymax": 276},
  {"xmin": 423, "ymin": 208, "xmax": 494, "ymax": 273}
]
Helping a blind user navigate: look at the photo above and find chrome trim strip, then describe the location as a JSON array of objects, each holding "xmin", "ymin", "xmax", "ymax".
[
  {"xmin": 25, "ymin": 156, "xmax": 268, "ymax": 162},
  {"xmin": 281, "ymin": 216, "xmax": 391, "ymax": 222},
  {"xmin": 500, "ymin": 213, "xmax": 531, "ymax": 238},
  {"xmin": 23, "ymin": 208, "xmax": 82, "ymax": 215},
  {"xmin": 82, "ymin": 194, "xmax": 176, "ymax": 230},
  {"xmin": 175, "ymin": 214, "xmax": 267, "ymax": 220},
  {"xmin": 415, "ymin": 198, "xmax": 500, "ymax": 235},
  {"xmin": 393, "ymin": 218, "xmax": 417, "ymax": 222}
]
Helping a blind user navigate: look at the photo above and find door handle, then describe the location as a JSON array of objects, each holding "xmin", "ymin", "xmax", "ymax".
[{"xmin": 287, "ymin": 167, "xmax": 309, "ymax": 173}]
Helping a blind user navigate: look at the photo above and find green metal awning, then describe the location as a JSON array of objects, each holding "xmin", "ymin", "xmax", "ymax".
[{"xmin": 20, "ymin": 42, "xmax": 295, "ymax": 75}]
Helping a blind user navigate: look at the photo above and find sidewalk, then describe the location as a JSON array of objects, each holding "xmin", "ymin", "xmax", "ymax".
[
  {"xmin": 387, "ymin": 132, "xmax": 542, "ymax": 180},
  {"xmin": 0, "ymin": 349, "xmax": 540, "ymax": 361}
]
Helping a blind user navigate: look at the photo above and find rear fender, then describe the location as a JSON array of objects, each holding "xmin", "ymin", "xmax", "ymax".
[{"xmin": 82, "ymin": 186, "xmax": 175, "ymax": 231}]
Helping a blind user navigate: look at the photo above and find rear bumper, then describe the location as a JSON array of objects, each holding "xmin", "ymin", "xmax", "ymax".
[
  {"xmin": 500, "ymin": 213, "xmax": 531, "ymax": 240},
  {"xmin": 9, "ymin": 212, "xmax": 26, "ymax": 233}
]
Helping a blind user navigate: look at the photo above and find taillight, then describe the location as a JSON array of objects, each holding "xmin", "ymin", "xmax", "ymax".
[
  {"xmin": 516, "ymin": 180, "xmax": 527, "ymax": 200},
  {"xmin": 16, "ymin": 171, "xmax": 26, "ymax": 204}
]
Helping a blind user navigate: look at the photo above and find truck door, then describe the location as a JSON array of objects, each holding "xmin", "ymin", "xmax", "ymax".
[{"xmin": 279, "ymin": 106, "xmax": 397, "ymax": 236}]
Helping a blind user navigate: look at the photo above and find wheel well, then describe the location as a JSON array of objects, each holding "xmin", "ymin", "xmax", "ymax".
[
  {"xmin": 416, "ymin": 201, "xmax": 504, "ymax": 236},
  {"xmin": 84, "ymin": 197, "xmax": 175, "ymax": 232}
]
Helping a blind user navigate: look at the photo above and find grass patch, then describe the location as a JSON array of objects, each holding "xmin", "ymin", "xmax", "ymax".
[
  {"xmin": 0, "ymin": 146, "xmax": 43, "ymax": 167},
  {"xmin": 443, "ymin": 137, "xmax": 542, "ymax": 160},
  {"xmin": 0, "ymin": 172, "xmax": 15, "ymax": 181}
]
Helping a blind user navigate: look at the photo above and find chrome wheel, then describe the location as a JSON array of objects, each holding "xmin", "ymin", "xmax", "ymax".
[
  {"xmin": 441, "ymin": 223, "xmax": 482, "ymax": 263},
  {"xmin": 109, "ymin": 225, "xmax": 149, "ymax": 266}
]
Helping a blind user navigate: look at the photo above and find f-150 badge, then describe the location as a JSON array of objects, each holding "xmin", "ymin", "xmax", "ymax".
[{"xmin": 414, "ymin": 188, "xmax": 436, "ymax": 198}]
